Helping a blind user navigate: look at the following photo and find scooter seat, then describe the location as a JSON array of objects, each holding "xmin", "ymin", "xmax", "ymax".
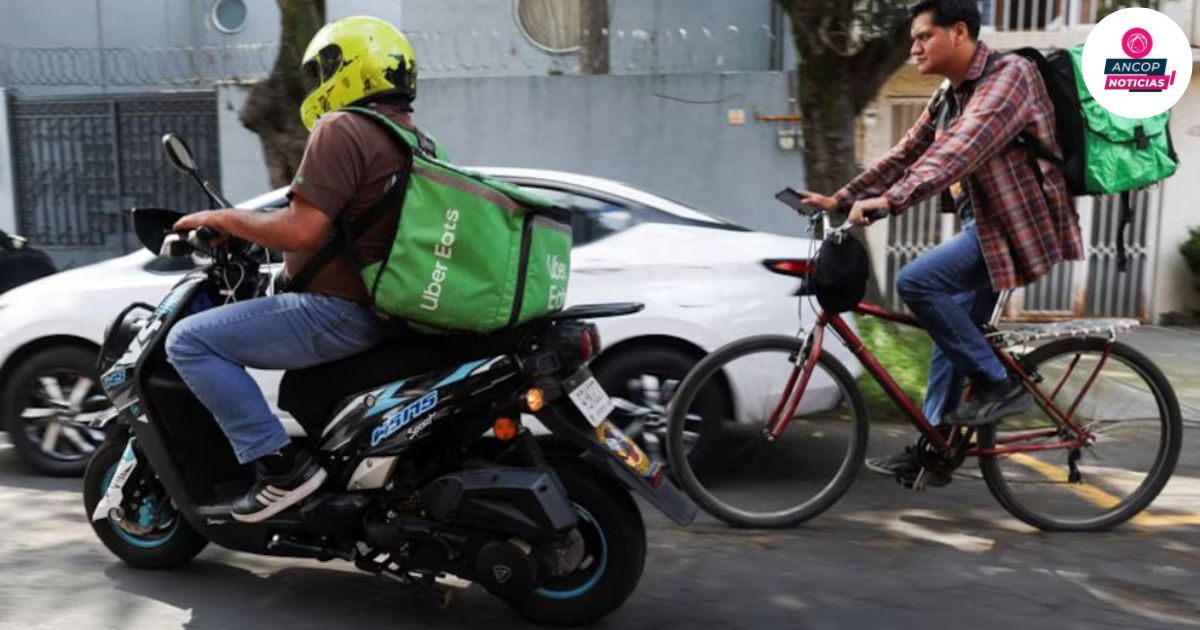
[
  {"xmin": 278, "ymin": 330, "xmax": 513, "ymax": 439},
  {"xmin": 278, "ymin": 303, "xmax": 642, "ymax": 438}
]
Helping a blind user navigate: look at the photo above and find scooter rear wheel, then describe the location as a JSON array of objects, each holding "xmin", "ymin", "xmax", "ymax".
[{"xmin": 503, "ymin": 460, "xmax": 647, "ymax": 626}]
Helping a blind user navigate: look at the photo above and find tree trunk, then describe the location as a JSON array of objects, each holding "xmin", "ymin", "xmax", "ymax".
[
  {"xmin": 240, "ymin": 0, "xmax": 326, "ymax": 189},
  {"xmin": 579, "ymin": 0, "xmax": 610, "ymax": 75},
  {"xmin": 778, "ymin": 0, "xmax": 912, "ymax": 304}
]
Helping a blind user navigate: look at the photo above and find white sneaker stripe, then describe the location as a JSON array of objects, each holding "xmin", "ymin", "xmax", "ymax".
[{"xmin": 234, "ymin": 468, "xmax": 328, "ymax": 524}]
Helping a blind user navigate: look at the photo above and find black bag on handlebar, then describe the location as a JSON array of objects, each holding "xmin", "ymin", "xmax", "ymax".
[{"xmin": 813, "ymin": 233, "xmax": 869, "ymax": 314}]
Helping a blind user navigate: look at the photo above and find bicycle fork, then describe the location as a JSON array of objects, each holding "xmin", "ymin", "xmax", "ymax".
[{"xmin": 764, "ymin": 324, "xmax": 825, "ymax": 441}]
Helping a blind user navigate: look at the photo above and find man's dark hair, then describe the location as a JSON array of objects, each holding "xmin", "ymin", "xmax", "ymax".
[{"xmin": 909, "ymin": 0, "xmax": 982, "ymax": 40}]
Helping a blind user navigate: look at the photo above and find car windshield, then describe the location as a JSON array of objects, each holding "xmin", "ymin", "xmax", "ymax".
[{"xmin": 634, "ymin": 188, "xmax": 749, "ymax": 230}]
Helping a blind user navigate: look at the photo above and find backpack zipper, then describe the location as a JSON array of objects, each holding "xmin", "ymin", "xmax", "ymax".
[{"xmin": 508, "ymin": 215, "xmax": 534, "ymax": 327}]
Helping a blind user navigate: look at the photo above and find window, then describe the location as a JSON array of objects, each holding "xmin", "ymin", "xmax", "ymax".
[
  {"xmin": 525, "ymin": 187, "xmax": 634, "ymax": 246},
  {"xmin": 514, "ymin": 0, "xmax": 582, "ymax": 53},
  {"xmin": 211, "ymin": 0, "xmax": 248, "ymax": 35}
]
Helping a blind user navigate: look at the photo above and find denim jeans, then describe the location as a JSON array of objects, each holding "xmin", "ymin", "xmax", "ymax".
[
  {"xmin": 166, "ymin": 292, "xmax": 386, "ymax": 464},
  {"xmin": 895, "ymin": 222, "xmax": 1004, "ymax": 426}
]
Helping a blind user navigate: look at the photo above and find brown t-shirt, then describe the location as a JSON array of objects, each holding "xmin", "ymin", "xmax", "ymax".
[{"xmin": 286, "ymin": 103, "xmax": 416, "ymax": 304}]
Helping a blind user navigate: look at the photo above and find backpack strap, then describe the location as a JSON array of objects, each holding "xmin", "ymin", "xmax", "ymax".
[
  {"xmin": 283, "ymin": 106, "xmax": 432, "ymax": 294},
  {"xmin": 1117, "ymin": 189, "xmax": 1134, "ymax": 273},
  {"xmin": 340, "ymin": 105, "xmax": 441, "ymax": 160},
  {"xmin": 282, "ymin": 173, "xmax": 409, "ymax": 293}
]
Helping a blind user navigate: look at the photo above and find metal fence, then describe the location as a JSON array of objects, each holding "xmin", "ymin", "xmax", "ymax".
[
  {"xmin": 1085, "ymin": 190, "xmax": 1152, "ymax": 318},
  {"xmin": 9, "ymin": 93, "xmax": 219, "ymax": 253}
]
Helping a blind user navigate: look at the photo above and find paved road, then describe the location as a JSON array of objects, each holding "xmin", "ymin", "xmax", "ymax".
[{"xmin": 0, "ymin": 326, "xmax": 1198, "ymax": 629}]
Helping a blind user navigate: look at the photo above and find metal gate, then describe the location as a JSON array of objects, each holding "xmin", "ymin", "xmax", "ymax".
[
  {"xmin": 8, "ymin": 92, "xmax": 219, "ymax": 266},
  {"xmin": 883, "ymin": 101, "xmax": 1154, "ymax": 320}
]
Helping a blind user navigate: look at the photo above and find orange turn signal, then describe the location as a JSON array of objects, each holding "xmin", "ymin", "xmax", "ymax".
[
  {"xmin": 524, "ymin": 387, "xmax": 546, "ymax": 412},
  {"xmin": 494, "ymin": 417, "xmax": 518, "ymax": 441}
]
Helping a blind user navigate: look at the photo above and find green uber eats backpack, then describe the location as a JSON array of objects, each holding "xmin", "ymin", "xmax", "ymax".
[
  {"xmin": 290, "ymin": 106, "xmax": 573, "ymax": 334},
  {"xmin": 1008, "ymin": 45, "xmax": 1179, "ymax": 270}
]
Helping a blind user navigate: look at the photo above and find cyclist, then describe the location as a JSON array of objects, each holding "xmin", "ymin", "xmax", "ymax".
[{"xmin": 799, "ymin": 0, "xmax": 1083, "ymax": 484}]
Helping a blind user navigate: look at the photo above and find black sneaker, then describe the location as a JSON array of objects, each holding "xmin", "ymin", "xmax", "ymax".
[
  {"xmin": 945, "ymin": 375, "xmax": 1034, "ymax": 427},
  {"xmin": 865, "ymin": 446, "xmax": 921, "ymax": 477},
  {"xmin": 865, "ymin": 446, "xmax": 952, "ymax": 487},
  {"xmin": 231, "ymin": 450, "xmax": 328, "ymax": 523}
]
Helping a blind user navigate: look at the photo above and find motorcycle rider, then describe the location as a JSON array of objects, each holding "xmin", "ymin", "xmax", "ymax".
[{"xmin": 168, "ymin": 16, "xmax": 425, "ymax": 522}]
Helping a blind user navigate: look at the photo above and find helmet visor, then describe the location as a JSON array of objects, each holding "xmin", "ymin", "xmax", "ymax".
[{"xmin": 302, "ymin": 44, "xmax": 344, "ymax": 96}]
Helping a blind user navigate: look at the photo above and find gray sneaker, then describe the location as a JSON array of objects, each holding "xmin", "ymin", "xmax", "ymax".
[{"xmin": 945, "ymin": 375, "xmax": 1034, "ymax": 427}]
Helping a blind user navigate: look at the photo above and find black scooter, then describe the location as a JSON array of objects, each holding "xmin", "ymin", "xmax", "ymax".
[{"xmin": 83, "ymin": 134, "xmax": 695, "ymax": 626}]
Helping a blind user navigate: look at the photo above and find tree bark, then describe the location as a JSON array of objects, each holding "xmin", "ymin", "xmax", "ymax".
[
  {"xmin": 579, "ymin": 0, "xmax": 610, "ymax": 75},
  {"xmin": 240, "ymin": 0, "xmax": 326, "ymax": 189},
  {"xmin": 777, "ymin": 0, "xmax": 912, "ymax": 303}
]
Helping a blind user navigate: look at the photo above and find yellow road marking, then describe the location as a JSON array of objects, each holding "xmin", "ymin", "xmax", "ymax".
[{"xmin": 1008, "ymin": 453, "xmax": 1200, "ymax": 528}]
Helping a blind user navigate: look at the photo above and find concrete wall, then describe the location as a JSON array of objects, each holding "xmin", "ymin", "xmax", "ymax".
[
  {"xmin": 220, "ymin": 72, "xmax": 809, "ymax": 236},
  {"xmin": 218, "ymin": 84, "xmax": 273, "ymax": 205}
]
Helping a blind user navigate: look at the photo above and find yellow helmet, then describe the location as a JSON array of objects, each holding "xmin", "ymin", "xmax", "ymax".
[{"xmin": 299, "ymin": 16, "xmax": 418, "ymax": 131}]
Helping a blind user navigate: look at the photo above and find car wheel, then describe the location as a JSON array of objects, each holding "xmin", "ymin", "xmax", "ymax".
[
  {"xmin": 1, "ymin": 346, "xmax": 109, "ymax": 476},
  {"xmin": 592, "ymin": 346, "xmax": 729, "ymax": 469}
]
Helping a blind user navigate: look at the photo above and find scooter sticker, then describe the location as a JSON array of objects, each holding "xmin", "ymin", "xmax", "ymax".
[
  {"xmin": 102, "ymin": 369, "xmax": 128, "ymax": 389},
  {"xmin": 91, "ymin": 439, "xmax": 138, "ymax": 522},
  {"xmin": 371, "ymin": 390, "xmax": 439, "ymax": 446},
  {"xmin": 594, "ymin": 420, "xmax": 651, "ymax": 476}
]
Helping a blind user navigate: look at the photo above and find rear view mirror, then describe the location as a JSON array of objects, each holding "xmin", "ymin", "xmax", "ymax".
[{"xmin": 162, "ymin": 134, "xmax": 198, "ymax": 174}]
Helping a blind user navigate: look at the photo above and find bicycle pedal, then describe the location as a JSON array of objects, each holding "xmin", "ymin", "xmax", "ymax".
[{"xmin": 894, "ymin": 473, "xmax": 927, "ymax": 491}]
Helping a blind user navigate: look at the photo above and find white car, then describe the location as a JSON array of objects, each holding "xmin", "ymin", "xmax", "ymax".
[{"xmin": 0, "ymin": 168, "xmax": 854, "ymax": 475}]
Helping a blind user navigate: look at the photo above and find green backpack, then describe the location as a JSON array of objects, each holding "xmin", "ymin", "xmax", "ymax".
[
  {"xmin": 1007, "ymin": 45, "xmax": 1179, "ymax": 269},
  {"xmin": 290, "ymin": 107, "xmax": 573, "ymax": 334}
]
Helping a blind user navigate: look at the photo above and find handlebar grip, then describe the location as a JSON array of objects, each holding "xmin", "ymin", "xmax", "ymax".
[
  {"xmin": 864, "ymin": 209, "xmax": 888, "ymax": 223},
  {"xmin": 194, "ymin": 226, "xmax": 219, "ymax": 244}
]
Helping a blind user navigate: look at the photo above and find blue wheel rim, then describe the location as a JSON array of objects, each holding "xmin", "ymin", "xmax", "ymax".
[
  {"xmin": 534, "ymin": 504, "xmax": 609, "ymax": 600},
  {"xmin": 101, "ymin": 463, "xmax": 179, "ymax": 549}
]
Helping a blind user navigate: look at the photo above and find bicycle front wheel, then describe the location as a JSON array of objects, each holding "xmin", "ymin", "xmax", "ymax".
[
  {"xmin": 979, "ymin": 337, "xmax": 1183, "ymax": 532},
  {"xmin": 665, "ymin": 335, "xmax": 868, "ymax": 528}
]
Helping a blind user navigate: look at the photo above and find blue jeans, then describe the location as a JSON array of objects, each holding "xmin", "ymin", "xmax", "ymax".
[
  {"xmin": 166, "ymin": 292, "xmax": 386, "ymax": 464},
  {"xmin": 895, "ymin": 222, "xmax": 1004, "ymax": 426}
]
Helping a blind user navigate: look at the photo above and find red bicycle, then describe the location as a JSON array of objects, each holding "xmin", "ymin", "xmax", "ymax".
[{"xmin": 665, "ymin": 205, "xmax": 1182, "ymax": 532}]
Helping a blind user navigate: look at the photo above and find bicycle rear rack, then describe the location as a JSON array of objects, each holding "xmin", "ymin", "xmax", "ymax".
[{"xmin": 988, "ymin": 318, "xmax": 1140, "ymax": 348}]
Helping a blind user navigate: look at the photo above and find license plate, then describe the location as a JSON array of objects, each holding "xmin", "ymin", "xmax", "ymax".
[{"xmin": 567, "ymin": 371, "xmax": 615, "ymax": 428}]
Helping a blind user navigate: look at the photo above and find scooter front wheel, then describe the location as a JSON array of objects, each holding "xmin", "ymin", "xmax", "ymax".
[{"xmin": 83, "ymin": 433, "xmax": 208, "ymax": 569}]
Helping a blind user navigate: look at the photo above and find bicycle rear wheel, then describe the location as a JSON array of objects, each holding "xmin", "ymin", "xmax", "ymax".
[
  {"xmin": 979, "ymin": 337, "xmax": 1182, "ymax": 532},
  {"xmin": 665, "ymin": 335, "xmax": 868, "ymax": 528}
]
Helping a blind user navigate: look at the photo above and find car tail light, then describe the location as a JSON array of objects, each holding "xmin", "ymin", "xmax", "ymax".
[{"xmin": 763, "ymin": 259, "xmax": 813, "ymax": 278}]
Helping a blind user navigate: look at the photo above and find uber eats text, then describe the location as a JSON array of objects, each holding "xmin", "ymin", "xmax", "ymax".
[{"xmin": 421, "ymin": 208, "xmax": 460, "ymax": 312}]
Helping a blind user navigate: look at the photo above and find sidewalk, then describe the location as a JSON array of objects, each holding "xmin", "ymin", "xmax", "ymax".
[{"xmin": 1122, "ymin": 326, "xmax": 1200, "ymax": 422}]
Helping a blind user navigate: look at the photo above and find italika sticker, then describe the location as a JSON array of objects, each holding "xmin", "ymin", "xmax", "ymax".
[{"xmin": 1103, "ymin": 27, "xmax": 1176, "ymax": 93}]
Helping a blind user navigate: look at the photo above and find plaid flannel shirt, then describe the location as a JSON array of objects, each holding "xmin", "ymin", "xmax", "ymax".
[{"xmin": 833, "ymin": 42, "xmax": 1083, "ymax": 290}]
